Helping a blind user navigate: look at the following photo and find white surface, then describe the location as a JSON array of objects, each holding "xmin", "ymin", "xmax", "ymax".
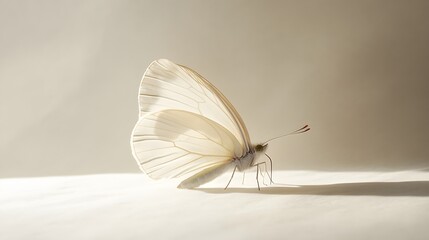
[{"xmin": 1, "ymin": 171, "xmax": 428, "ymax": 240}]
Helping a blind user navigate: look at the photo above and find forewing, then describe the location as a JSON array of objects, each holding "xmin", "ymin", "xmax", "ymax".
[
  {"xmin": 138, "ymin": 59, "xmax": 252, "ymax": 154},
  {"xmin": 131, "ymin": 110, "xmax": 242, "ymax": 179}
]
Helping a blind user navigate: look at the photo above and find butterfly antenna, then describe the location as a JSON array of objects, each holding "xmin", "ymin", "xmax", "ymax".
[{"xmin": 263, "ymin": 124, "xmax": 310, "ymax": 145}]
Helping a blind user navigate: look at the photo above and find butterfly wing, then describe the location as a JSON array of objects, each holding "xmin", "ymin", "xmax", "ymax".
[
  {"xmin": 131, "ymin": 59, "xmax": 253, "ymax": 185},
  {"xmin": 136, "ymin": 59, "xmax": 252, "ymax": 154},
  {"xmin": 131, "ymin": 109, "xmax": 241, "ymax": 180}
]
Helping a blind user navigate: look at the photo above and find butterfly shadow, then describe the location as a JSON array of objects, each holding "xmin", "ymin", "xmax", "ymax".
[{"xmin": 195, "ymin": 181, "xmax": 429, "ymax": 196}]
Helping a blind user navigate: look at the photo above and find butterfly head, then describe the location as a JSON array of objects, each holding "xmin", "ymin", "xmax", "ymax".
[{"xmin": 254, "ymin": 143, "xmax": 268, "ymax": 153}]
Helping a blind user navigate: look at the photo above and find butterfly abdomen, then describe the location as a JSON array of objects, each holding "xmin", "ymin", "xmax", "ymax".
[{"xmin": 177, "ymin": 162, "xmax": 235, "ymax": 189}]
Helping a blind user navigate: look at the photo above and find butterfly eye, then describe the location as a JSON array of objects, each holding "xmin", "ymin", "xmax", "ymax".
[{"xmin": 255, "ymin": 143, "xmax": 268, "ymax": 152}]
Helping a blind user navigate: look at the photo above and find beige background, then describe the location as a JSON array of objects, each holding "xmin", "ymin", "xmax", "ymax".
[{"xmin": 1, "ymin": 0, "xmax": 429, "ymax": 178}]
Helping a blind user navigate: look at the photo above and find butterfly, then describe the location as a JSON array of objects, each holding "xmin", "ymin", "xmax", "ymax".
[{"xmin": 130, "ymin": 59, "xmax": 309, "ymax": 189}]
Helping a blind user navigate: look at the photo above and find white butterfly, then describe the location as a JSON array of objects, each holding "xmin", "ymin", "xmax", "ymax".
[{"xmin": 130, "ymin": 59, "xmax": 309, "ymax": 189}]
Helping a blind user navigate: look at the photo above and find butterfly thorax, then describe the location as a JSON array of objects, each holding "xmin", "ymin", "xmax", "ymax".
[
  {"xmin": 235, "ymin": 151, "xmax": 255, "ymax": 171},
  {"xmin": 235, "ymin": 143, "xmax": 268, "ymax": 171}
]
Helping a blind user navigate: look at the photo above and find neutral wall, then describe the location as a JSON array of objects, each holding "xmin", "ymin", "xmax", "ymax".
[{"xmin": 1, "ymin": 0, "xmax": 429, "ymax": 177}]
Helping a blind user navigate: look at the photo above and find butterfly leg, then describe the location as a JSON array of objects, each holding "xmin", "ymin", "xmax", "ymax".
[
  {"xmin": 242, "ymin": 172, "xmax": 246, "ymax": 185},
  {"xmin": 255, "ymin": 164, "xmax": 260, "ymax": 190},
  {"xmin": 257, "ymin": 165, "xmax": 268, "ymax": 186},
  {"xmin": 253, "ymin": 161, "xmax": 272, "ymax": 185},
  {"xmin": 260, "ymin": 166, "xmax": 268, "ymax": 186},
  {"xmin": 264, "ymin": 153, "xmax": 274, "ymax": 184},
  {"xmin": 252, "ymin": 162, "xmax": 266, "ymax": 191},
  {"xmin": 224, "ymin": 165, "xmax": 237, "ymax": 190}
]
